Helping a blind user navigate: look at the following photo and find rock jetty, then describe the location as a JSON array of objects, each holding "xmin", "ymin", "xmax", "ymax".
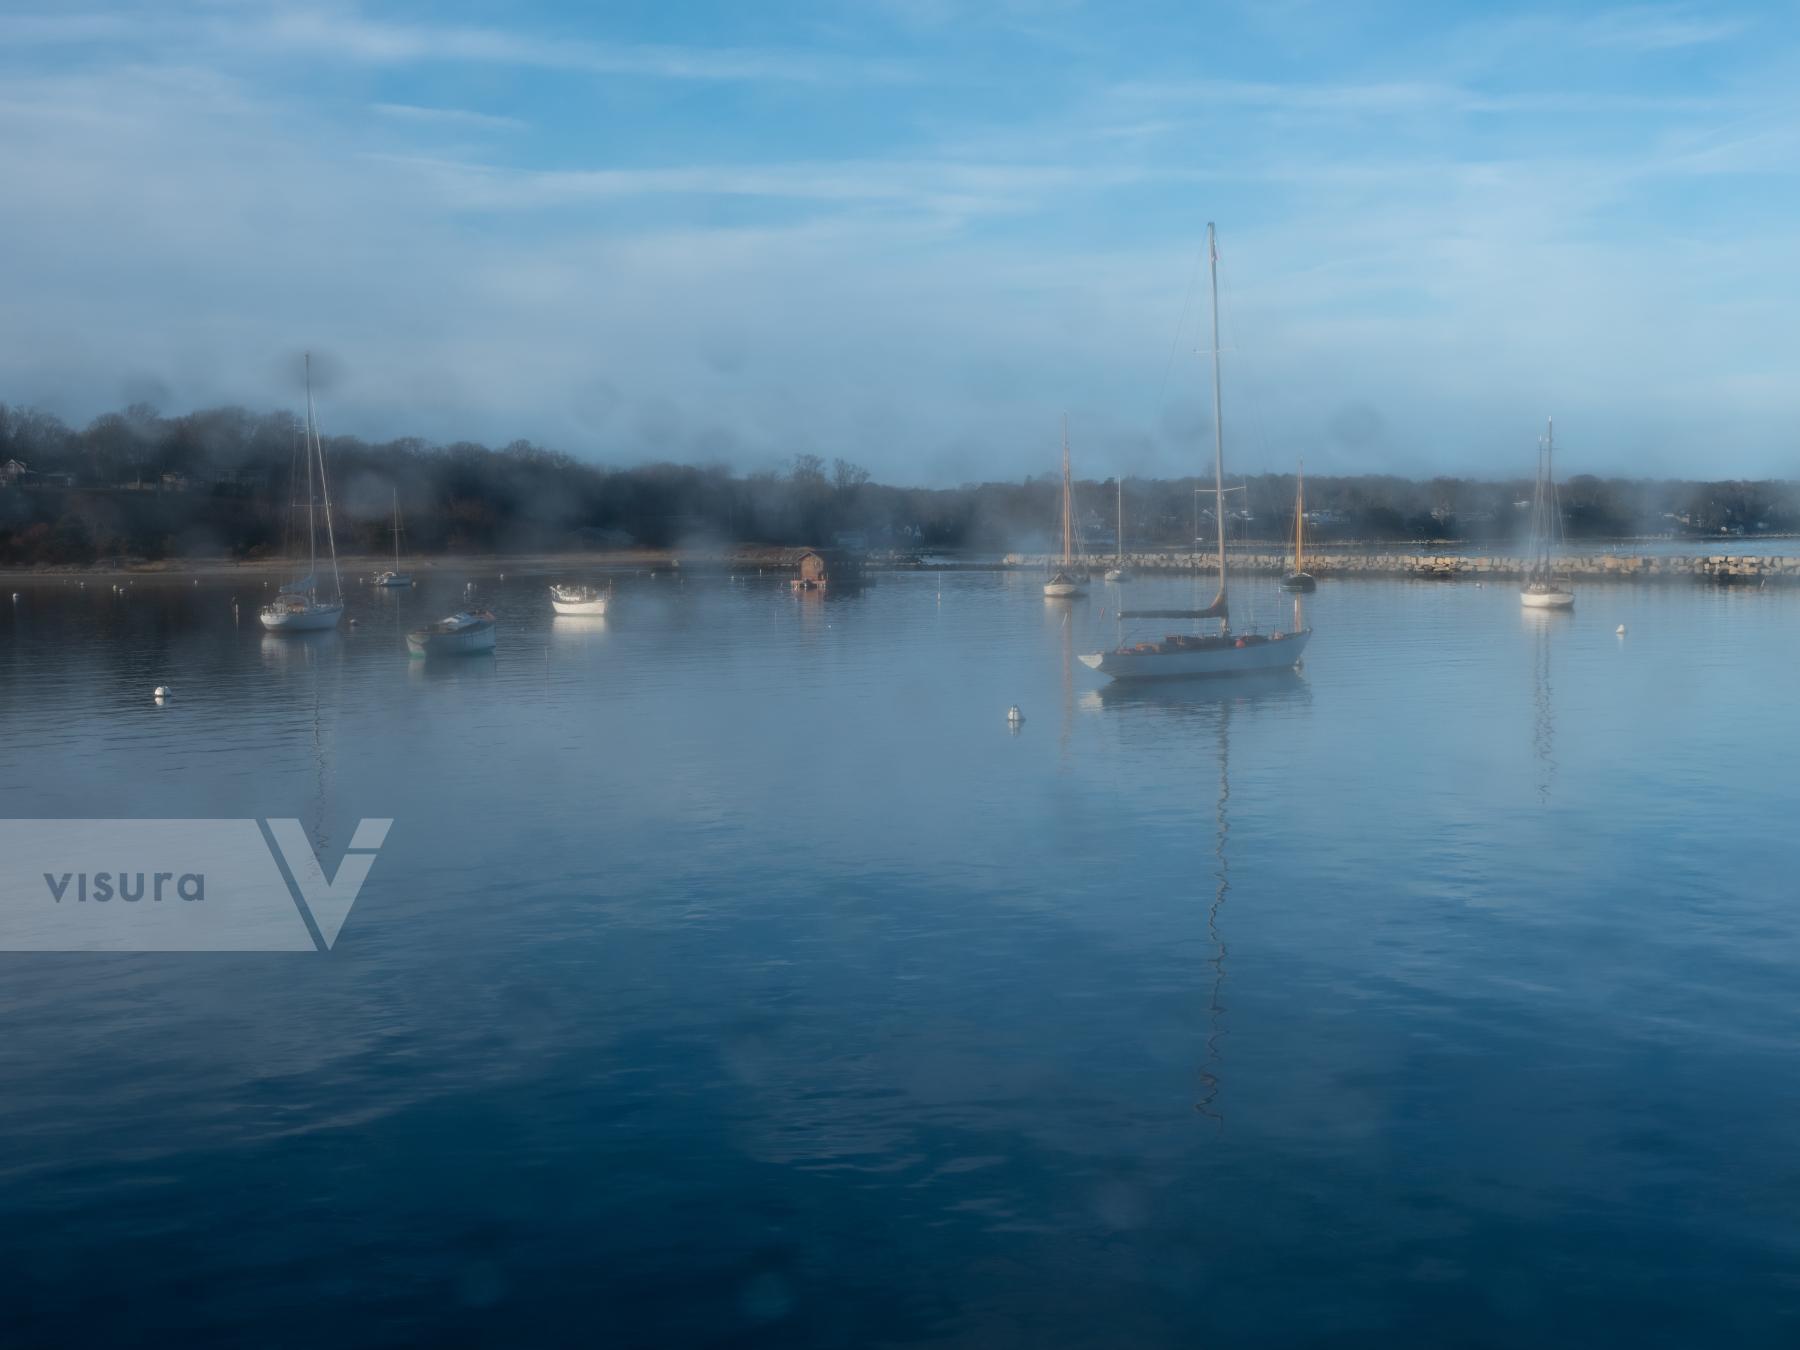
[{"xmin": 1001, "ymin": 552, "xmax": 1799, "ymax": 582}]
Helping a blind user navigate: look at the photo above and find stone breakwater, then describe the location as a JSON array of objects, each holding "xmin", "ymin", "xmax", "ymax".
[{"xmin": 1001, "ymin": 553, "xmax": 1800, "ymax": 582}]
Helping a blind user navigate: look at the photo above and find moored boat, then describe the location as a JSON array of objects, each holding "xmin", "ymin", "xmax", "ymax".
[
  {"xmin": 1521, "ymin": 418, "xmax": 1575, "ymax": 610},
  {"xmin": 1080, "ymin": 628, "xmax": 1310, "ymax": 679},
  {"xmin": 1043, "ymin": 417, "xmax": 1088, "ymax": 599},
  {"xmin": 1081, "ymin": 224, "xmax": 1311, "ymax": 681},
  {"xmin": 262, "ymin": 588, "xmax": 344, "ymax": 631},
  {"xmin": 373, "ymin": 488, "xmax": 413, "ymax": 587},
  {"xmin": 407, "ymin": 609, "xmax": 497, "ymax": 657},
  {"xmin": 1280, "ymin": 460, "xmax": 1317, "ymax": 592},
  {"xmin": 549, "ymin": 583, "xmax": 609, "ymax": 616},
  {"xmin": 1104, "ymin": 476, "xmax": 1132, "ymax": 582},
  {"xmin": 261, "ymin": 354, "xmax": 345, "ymax": 632}
]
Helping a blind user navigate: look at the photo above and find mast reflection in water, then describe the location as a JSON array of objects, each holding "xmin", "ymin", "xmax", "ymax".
[{"xmin": 1087, "ymin": 670, "xmax": 1310, "ymax": 1125}]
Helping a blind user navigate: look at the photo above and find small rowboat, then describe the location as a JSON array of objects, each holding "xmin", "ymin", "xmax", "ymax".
[{"xmin": 407, "ymin": 609, "xmax": 497, "ymax": 657}]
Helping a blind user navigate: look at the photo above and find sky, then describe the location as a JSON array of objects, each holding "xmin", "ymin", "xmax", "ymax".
[{"xmin": 1, "ymin": 0, "xmax": 1797, "ymax": 484}]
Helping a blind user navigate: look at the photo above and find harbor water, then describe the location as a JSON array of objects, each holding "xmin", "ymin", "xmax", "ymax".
[{"xmin": 1, "ymin": 569, "xmax": 1796, "ymax": 1346}]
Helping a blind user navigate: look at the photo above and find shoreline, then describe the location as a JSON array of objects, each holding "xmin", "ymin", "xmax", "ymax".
[
  {"xmin": 1004, "ymin": 551, "xmax": 1800, "ymax": 582},
  {"xmin": 6, "ymin": 546, "xmax": 1799, "ymax": 584},
  {"xmin": 0, "ymin": 547, "xmax": 812, "ymax": 581}
]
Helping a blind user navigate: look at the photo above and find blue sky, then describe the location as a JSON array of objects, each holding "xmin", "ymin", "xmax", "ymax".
[{"xmin": 1, "ymin": 1, "xmax": 1796, "ymax": 483}]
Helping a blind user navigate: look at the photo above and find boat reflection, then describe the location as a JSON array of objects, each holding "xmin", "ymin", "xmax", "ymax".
[
  {"xmin": 1525, "ymin": 607, "xmax": 1558, "ymax": 800},
  {"xmin": 405, "ymin": 649, "xmax": 497, "ymax": 683},
  {"xmin": 1079, "ymin": 667, "xmax": 1310, "ymax": 717},
  {"xmin": 1080, "ymin": 667, "xmax": 1309, "ymax": 1124},
  {"xmin": 259, "ymin": 629, "xmax": 339, "ymax": 669},
  {"xmin": 1197, "ymin": 692, "xmax": 1232, "ymax": 1125},
  {"xmin": 550, "ymin": 613, "xmax": 609, "ymax": 639}
]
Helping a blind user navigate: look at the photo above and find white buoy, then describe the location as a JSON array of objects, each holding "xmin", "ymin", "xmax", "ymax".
[
  {"xmin": 9, "ymin": 592, "xmax": 17, "ymax": 602},
  {"xmin": 153, "ymin": 685, "xmax": 169, "ymax": 701},
  {"xmin": 348, "ymin": 618, "xmax": 358, "ymax": 627},
  {"xmin": 1616, "ymin": 624, "xmax": 1627, "ymax": 636},
  {"xmin": 1006, "ymin": 705, "xmax": 1024, "ymax": 725}
]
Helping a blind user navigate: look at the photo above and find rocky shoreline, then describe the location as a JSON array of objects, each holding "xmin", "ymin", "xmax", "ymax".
[{"xmin": 1001, "ymin": 552, "xmax": 1800, "ymax": 582}]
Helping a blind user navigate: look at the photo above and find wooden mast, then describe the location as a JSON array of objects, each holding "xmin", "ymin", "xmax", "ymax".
[
  {"xmin": 1060, "ymin": 414, "xmax": 1074, "ymax": 567},
  {"xmin": 1296, "ymin": 464, "xmax": 1306, "ymax": 572},
  {"xmin": 1115, "ymin": 476, "xmax": 1124, "ymax": 564},
  {"xmin": 1207, "ymin": 223, "xmax": 1229, "ymax": 629}
]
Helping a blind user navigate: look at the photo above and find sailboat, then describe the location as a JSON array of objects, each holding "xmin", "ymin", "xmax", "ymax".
[
  {"xmin": 1043, "ymin": 417, "xmax": 1087, "ymax": 598},
  {"xmin": 373, "ymin": 487, "xmax": 413, "ymax": 587},
  {"xmin": 1081, "ymin": 224, "xmax": 1311, "ymax": 679},
  {"xmin": 1104, "ymin": 478, "xmax": 1132, "ymax": 582},
  {"xmin": 261, "ymin": 354, "xmax": 345, "ymax": 632},
  {"xmin": 1280, "ymin": 460, "xmax": 1317, "ymax": 592},
  {"xmin": 1521, "ymin": 418, "xmax": 1575, "ymax": 609}
]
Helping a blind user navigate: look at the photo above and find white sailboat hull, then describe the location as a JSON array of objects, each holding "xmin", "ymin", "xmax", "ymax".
[
  {"xmin": 1043, "ymin": 581, "xmax": 1086, "ymax": 598},
  {"xmin": 260, "ymin": 601, "xmax": 344, "ymax": 631},
  {"xmin": 374, "ymin": 573, "xmax": 413, "ymax": 588},
  {"xmin": 1080, "ymin": 630, "xmax": 1311, "ymax": 680},
  {"xmin": 1520, "ymin": 587, "xmax": 1574, "ymax": 609},
  {"xmin": 550, "ymin": 593, "xmax": 609, "ymax": 616}
]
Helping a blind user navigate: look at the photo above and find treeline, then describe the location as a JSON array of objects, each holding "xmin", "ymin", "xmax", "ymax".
[{"xmin": 1, "ymin": 401, "xmax": 1796, "ymax": 566}]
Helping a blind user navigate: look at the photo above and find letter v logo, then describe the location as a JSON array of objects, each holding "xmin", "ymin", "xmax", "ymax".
[{"xmin": 264, "ymin": 819, "xmax": 392, "ymax": 950}]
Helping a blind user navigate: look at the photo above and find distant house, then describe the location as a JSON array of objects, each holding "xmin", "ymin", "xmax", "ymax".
[
  {"xmin": 1, "ymin": 458, "xmax": 74, "ymax": 488},
  {"xmin": 792, "ymin": 548, "xmax": 863, "ymax": 592}
]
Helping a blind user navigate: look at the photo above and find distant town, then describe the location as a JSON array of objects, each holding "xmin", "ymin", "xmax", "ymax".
[{"xmin": 2, "ymin": 401, "xmax": 1795, "ymax": 567}]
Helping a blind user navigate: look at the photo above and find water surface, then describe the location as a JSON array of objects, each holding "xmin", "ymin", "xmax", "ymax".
[{"xmin": 1, "ymin": 569, "xmax": 1796, "ymax": 1346}]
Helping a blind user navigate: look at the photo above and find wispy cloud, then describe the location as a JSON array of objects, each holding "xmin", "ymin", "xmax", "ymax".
[
  {"xmin": 359, "ymin": 152, "xmax": 1182, "ymax": 221},
  {"xmin": 233, "ymin": 7, "xmax": 912, "ymax": 84},
  {"xmin": 371, "ymin": 103, "xmax": 526, "ymax": 133},
  {"xmin": 0, "ymin": 12, "xmax": 135, "ymax": 44},
  {"xmin": 1574, "ymin": 5, "xmax": 1748, "ymax": 52},
  {"xmin": 1109, "ymin": 76, "xmax": 1723, "ymax": 119}
]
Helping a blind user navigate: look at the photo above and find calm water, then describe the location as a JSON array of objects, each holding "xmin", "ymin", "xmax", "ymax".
[{"xmin": 1, "ymin": 569, "xmax": 1797, "ymax": 1347}]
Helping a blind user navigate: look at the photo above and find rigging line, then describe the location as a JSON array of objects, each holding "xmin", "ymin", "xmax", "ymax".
[
  {"xmin": 1216, "ymin": 249, "xmax": 1278, "ymax": 513},
  {"xmin": 1155, "ymin": 234, "xmax": 1210, "ymax": 415}
]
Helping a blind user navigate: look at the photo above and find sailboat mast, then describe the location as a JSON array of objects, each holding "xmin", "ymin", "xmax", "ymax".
[
  {"xmin": 1295, "ymin": 460, "xmax": 1305, "ymax": 573},
  {"xmin": 309, "ymin": 357, "xmax": 343, "ymax": 601},
  {"xmin": 393, "ymin": 486, "xmax": 402, "ymax": 571},
  {"xmin": 304, "ymin": 353, "xmax": 317, "ymax": 591},
  {"xmin": 1116, "ymin": 477, "xmax": 1124, "ymax": 561},
  {"xmin": 1207, "ymin": 223, "xmax": 1229, "ymax": 624},
  {"xmin": 1531, "ymin": 416, "xmax": 1555, "ymax": 575},
  {"xmin": 1061, "ymin": 414, "xmax": 1073, "ymax": 567}
]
